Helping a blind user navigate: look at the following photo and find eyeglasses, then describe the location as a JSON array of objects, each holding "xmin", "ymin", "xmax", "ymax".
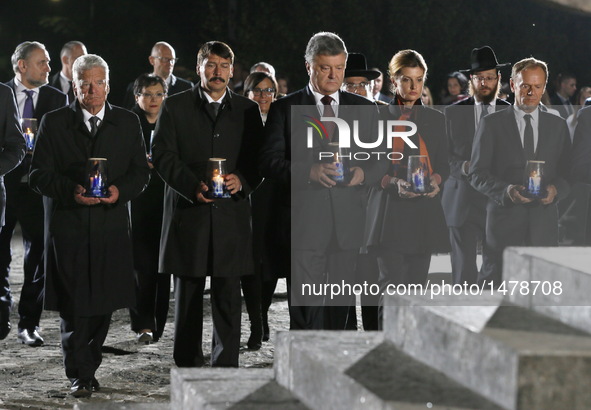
[
  {"xmin": 472, "ymin": 75, "xmax": 498, "ymax": 83},
  {"xmin": 152, "ymin": 56, "xmax": 178, "ymax": 64},
  {"xmin": 344, "ymin": 82, "xmax": 369, "ymax": 91},
  {"xmin": 137, "ymin": 92, "xmax": 167, "ymax": 99},
  {"xmin": 250, "ymin": 87, "xmax": 276, "ymax": 97},
  {"xmin": 78, "ymin": 80, "xmax": 108, "ymax": 90}
]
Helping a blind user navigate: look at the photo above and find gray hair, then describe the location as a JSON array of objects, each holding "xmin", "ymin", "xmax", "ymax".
[
  {"xmin": 304, "ymin": 32, "xmax": 347, "ymax": 64},
  {"xmin": 60, "ymin": 41, "xmax": 86, "ymax": 59},
  {"xmin": 11, "ymin": 41, "xmax": 46, "ymax": 74},
  {"xmin": 250, "ymin": 62, "xmax": 276, "ymax": 78},
  {"xmin": 72, "ymin": 54, "xmax": 110, "ymax": 82}
]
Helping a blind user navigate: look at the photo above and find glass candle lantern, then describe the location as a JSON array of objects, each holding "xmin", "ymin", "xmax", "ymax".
[
  {"xmin": 20, "ymin": 118, "xmax": 37, "ymax": 153},
  {"xmin": 327, "ymin": 142, "xmax": 351, "ymax": 185},
  {"xmin": 524, "ymin": 160, "xmax": 546, "ymax": 198},
  {"xmin": 407, "ymin": 155, "xmax": 432, "ymax": 194},
  {"xmin": 84, "ymin": 158, "xmax": 109, "ymax": 198},
  {"xmin": 207, "ymin": 158, "xmax": 231, "ymax": 199}
]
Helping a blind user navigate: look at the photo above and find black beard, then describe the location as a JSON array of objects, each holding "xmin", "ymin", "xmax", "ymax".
[{"xmin": 476, "ymin": 82, "xmax": 500, "ymax": 104}]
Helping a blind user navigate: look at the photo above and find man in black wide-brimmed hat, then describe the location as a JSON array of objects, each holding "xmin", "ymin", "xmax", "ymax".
[
  {"xmin": 342, "ymin": 53, "xmax": 381, "ymax": 102},
  {"xmin": 442, "ymin": 46, "xmax": 511, "ymax": 286}
]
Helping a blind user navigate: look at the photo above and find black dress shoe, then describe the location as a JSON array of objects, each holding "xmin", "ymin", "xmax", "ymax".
[
  {"xmin": 0, "ymin": 306, "xmax": 10, "ymax": 340},
  {"xmin": 17, "ymin": 328, "xmax": 44, "ymax": 346},
  {"xmin": 70, "ymin": 379, "xmax": 92, "ymax": 398},
  {"xmin": 91, "ymin": 377, "xmax": 100, "ymax": 392},
  {"xmin": 247, "ymin": 333, "xmax": 262, "ymax": 350}
]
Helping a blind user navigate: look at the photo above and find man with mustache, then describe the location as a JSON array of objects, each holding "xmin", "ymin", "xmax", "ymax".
[
  {"xmin": 152, "ymin": 41, "xmax": 262, "ymax": 367},
  {"xmin": 442, "ymin": 46, "xmax": 511, "ymax": 287}
]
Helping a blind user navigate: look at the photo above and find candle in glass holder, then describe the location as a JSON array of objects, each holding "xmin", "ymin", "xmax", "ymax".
[
  {"xmin": 524, "ymin": 160, "xmax": 545, "ymax": 198},
  {"xmin": 407, "ymin": 155, "xmax": 431, "ymax": 194},
  {"xmin": 84, "ymin": 158, "xmax": 109, "ymax": 198},
  {"xmin": 327, "ymin": 142, "xmax": 351, "ymax": 184},
  {"xmin": 20, "ymin": 118, "xmax": 37, "ymax": 152},
  {"xmin": 207, "ymin": 158, "xmax": 231, "ymax": 198}
]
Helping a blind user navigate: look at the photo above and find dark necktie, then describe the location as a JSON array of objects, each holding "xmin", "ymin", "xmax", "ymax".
[
  {"xmin": 209, "ymin": 102, "xmax": 221, "ymax": 119},
  {"xmin": 67, "ymin": 81, "xmax": 75, "ymax": 104},
  {"xmin": 480, "ymin": 103, "xmax": 490, "ymax": 120},
  {"xmin": 321, "ymin": 95, "xmax": 336, "ymax": 141},
  {"xmin": 23, "ymin": 89, "xmax": 35, "ymax": 119},
  {"xmin": 89, "ymin": 116, "xmax": 99, "ymax": 137},
  {"xmin": 523, "ymin": 114, "xmax": 535, "ymax": 159}
]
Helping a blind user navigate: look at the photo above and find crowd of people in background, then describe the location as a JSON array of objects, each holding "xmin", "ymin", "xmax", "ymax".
[{"xmin": 0, "ymin": 32, "xmax": 590, "ymax": 398}]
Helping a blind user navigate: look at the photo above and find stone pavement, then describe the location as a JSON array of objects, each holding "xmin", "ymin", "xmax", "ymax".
[
  {"xmin": 0, "ymin": 228, "xmax": 290, "ymax": 409},
  {"xmin": 0, "ymin": 228, "xmax": 455, "ymax": 409}
]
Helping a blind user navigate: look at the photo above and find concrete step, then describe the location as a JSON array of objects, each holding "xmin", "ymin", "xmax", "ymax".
[
  {"xmin": 384, "ymin": 293, "xmax": 591, "ymax": 410},
  {"xmin": 170, "ymin": 368, "xmax": 307, "ymax": 409},
  {"xmin": 504, "ymin": 247, "xmax": 591, "ymax": 333},
  {"xmin": 275, "ymin": 330, "xmax": 502, "ymax": 410}
]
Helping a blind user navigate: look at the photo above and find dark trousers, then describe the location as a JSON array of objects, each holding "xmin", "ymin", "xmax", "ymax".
[
  {"xmin": 173, "ymin": 275, "xmax": 241, "ymax": 368},
  {"xmin": 449, "ymin": 208, "xmax": 492, "ymax": 286},
  {"xmin": 60, "ymin": 312, "xmax": 112, "ymax": 382},
  {"xmin": 129, "ymin": 272, "xmax": 171, "ymax": 341},
  {"xmin": 376, "ymin": 250, "xmax": 431, "ymax": 330},
  {"xmin": 0, "ymin": 182, "xmax": 44, "ymax": 330},
  {"xmin": 240, "ymin": 273, "xmax": 263, "ymax": 342},
  {"xmin": 357, "ymin": 252, "xmax": 379, "ymax": 331},
  {"xmin": 480, "ymin": 204, "xmax": 559, "ymax": 286},
  {"xmin": 290, "ymin": 247, "xmax": 357, "ymax": 331}
]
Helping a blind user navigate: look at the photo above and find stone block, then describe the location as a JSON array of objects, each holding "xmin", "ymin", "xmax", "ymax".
[
  {"xmin": 504, "ymin": 247, "xmax": 591, "ymax": 333},
  {"xmin": 384, "ymin": 294, "xmax": 591, "ymax": 409},
  {"xmin": 171, "ymin": 368, "xmax": 305, "ymax": 409},
  {"xmin": 276, "ymin": 331, "xmax": 501, "ymax": 409}
]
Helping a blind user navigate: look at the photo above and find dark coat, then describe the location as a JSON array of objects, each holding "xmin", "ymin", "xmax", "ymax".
[
  {"xmin": 29, "ymin": 102, "xmax": 150, "ymax": 316},
  {"xmin": 260, "ymin": 86, "xmax": 386, "ymax": 252},
  {"xmin": 469, "ymin": 106, "xmax": 571, "ymax": 246},
  {"xmin": 49, "ymin": 72, "xmax": 74, "ymax": 104},
  {"xmin": 152, "ymin": 84, "xmax": 263, "ymax": 278},
  {"xmin": 571, "ymin": 106, "xmax": 591, "ymax": 183},
  {"xmin": 0, "ymin": 83, "xmax": 26, "ymax": 226},
  {"xmin": 365, "ymin": 101, "xmax": 450, "ymax": 253},
  {"xmin": 130, "ymin": 105, "xmax": 165, "ymax": 273},
  {"xmin": 442, "ymin": 97, "xmax": 510, "ymax": 227}
]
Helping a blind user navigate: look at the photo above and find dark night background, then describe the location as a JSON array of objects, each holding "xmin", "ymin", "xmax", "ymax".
[{"xmin": 1, "ymin": 0, "xmax": 589, "ymax": 104}]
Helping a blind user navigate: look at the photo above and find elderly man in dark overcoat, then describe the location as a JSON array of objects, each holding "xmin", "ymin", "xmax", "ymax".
[
  {"xmin": 29, "ymin": 54, "xmax": 150, "ymax": 397},
  {"xmin": 152, "ymin": 41, "xmax": 262, "ymax": 368}
]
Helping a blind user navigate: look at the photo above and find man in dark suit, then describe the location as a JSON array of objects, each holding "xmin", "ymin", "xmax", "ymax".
[
  {"xmin": 442, "ymin": 46, "xmax": 511, "ymax": 286},
  {"xmin": 1, "ymin": 41, "xmax": 68, "ymax": 347},
  {"xmin": 0, "ymin": 83, "xmax": 27, "ymax": 340},
  {"xmin": 260, "ymin": 32, "xmax": 385, "ymax": 331},
  {"xmin": 469, "ymin": 57, "xmax": 571, "ymax": 286},
  {"xmin": 30, "ymin": 54, "xmax": 150, "ymax": 397},
  {"xmin": 121, "ymin": 41, "xmax": 193, "ymax": 108},
  {"xmin": 549, "ymin": 72, "xmax": 577, "ymax": 119},
  {"xmin": 152, "ymin": 41, "xmax": 262, "ymax": 368},
  {"xmin": 49, "ymin": 41, "xmax": 88, "ymax": 104}
]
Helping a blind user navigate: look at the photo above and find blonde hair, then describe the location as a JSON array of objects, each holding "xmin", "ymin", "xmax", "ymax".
[{"xmin": 388, "ymin": 49, "xmax": 428, "ymax": 80}]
